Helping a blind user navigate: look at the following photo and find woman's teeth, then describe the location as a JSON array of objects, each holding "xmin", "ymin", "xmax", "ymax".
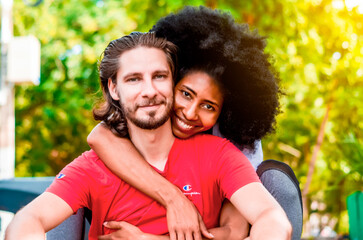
[{"xmin": 177, "ymin": 118, "xmax": 193, "ymax": 130}]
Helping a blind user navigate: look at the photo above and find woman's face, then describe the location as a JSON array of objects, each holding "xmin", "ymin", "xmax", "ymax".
[{"xmin": 172, "ymin": 71, "xmax": 224, "ymax": 139}]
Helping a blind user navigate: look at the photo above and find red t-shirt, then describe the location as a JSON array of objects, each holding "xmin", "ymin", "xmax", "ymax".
[{"xmin": 46, "ymin": 134, "xmax": 260, "ymax": 239}]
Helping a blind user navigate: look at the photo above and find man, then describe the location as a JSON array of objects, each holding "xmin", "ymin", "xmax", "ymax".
[{"xmin": 6, "ymin": 32, "xmax": 291, "ymax": 240}]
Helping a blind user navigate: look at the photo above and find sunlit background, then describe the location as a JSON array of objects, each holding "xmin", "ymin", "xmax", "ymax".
[{"xmin": 0, "ymin": 0, "xmax": 362, "ymax": 239}]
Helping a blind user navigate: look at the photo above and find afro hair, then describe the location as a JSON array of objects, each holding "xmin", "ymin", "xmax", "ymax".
[{"xmin": 151, "ymin": 6, "xmax": 282, "ymax": 149}]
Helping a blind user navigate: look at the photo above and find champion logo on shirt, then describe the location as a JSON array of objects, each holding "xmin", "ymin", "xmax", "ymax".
[
  {"xmin": 56, "ymin": 173, "xmax": 66, "ymax": 179},
  {"xmin": 183, "ymin": 185, "xmax": 192, "ymax": 191},
  {"xmin": 182, "ymin": 184, "xmax": 200, "ymax": 197}
]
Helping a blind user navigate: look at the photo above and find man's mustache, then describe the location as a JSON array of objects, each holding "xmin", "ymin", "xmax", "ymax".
[{"xmin": 136, "ymin": 98, "xmax": 166, "ymax": 109}]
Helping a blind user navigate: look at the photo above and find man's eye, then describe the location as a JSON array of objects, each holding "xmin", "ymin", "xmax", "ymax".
[
  {"xmin": 155, "ymin": 74, "xmax": 166, "ymax": 79},
  {"xmin": 127, "ymin": 77, "xmax": 139, "ymax": 82}
]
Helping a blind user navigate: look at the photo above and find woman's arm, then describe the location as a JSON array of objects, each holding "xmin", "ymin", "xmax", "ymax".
[
  {"xmin": 99, "ymin": 200, "xmax": 249, "ymax": 240},
  {"xmin": 87, "ymin": 123, "xmax": 211, "ymax": 240},
  {"xmin": 206, "ymin": 200, "xmax": 249, "ymax": 240},
  {"xmin": 99, "ymin": 204, "xmax": 248, "ymax": 240}
]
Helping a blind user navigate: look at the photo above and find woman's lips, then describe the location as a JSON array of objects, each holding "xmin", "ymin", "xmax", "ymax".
[{"xmin": 176, "ymin": 117, "xmax": 194, "ymax": 131}]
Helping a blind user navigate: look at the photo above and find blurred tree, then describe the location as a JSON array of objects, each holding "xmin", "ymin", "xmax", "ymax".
[{"xmin": 10, "ymin": 0, "xmax": 362, "ymax": 235}]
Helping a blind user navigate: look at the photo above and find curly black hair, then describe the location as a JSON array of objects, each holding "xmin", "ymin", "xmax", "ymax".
[{"xmin": 150, "ymin": 6, "xmax": 282, "ymax": 149}]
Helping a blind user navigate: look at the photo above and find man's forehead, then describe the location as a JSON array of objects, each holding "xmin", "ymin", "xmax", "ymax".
[{"xmin": 118, "ymin": 46, "xmax": 171, "ymax": 77}]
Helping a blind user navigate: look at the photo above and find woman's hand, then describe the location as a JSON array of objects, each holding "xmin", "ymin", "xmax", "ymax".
[{"xmin": 165, "ymin": 193, "xmax": 214, "ymax": 240}]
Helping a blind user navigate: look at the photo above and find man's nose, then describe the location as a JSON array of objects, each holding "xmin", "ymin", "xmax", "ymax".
[
  {"xmin": 141, "ymin": 79, "xmax": 157, "ymax": 98},
  {"xmin": 183, "ymin": 103, "xmax": 198, "ymax": 121}
]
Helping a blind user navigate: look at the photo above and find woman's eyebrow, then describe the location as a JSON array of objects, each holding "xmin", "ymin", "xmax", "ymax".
[
  {"xmin": 183, "ymin": 85, "xmax": 197, "ymax": 95},
  {"xmin": 204, "ymin": 99, "xmax": 220, "ymax": 107},
  {"xmin": 183, "ymin": 85, "xmax": 220, "ymax": 107}
]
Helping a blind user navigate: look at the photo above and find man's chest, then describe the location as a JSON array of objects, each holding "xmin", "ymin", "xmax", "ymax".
[{"xmin": 99, "ymin": 164, "xmax": 222, "ymax": 233}]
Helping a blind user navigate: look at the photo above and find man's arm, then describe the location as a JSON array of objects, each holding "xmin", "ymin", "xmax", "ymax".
[
  {"xmin": 230, "ymin": 182, "xmax": 292, "ymax": 240},
  {"xmin": 99, "ymin": 201, "xmax": 249, "ymax": 240},
  {"xmin": 5, "ymin": 192, "xmax": 74, "ymax": 240},
  {"xmin": 88, "ymin": 123, "xmax": 211, "ymax": 240}
]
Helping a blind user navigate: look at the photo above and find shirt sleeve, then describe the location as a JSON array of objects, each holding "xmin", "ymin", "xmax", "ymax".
[
  {"xmin": 212, "ymin": 138, "xmax": 261, "ymax": 200},
  {"xmin": 212, "ymin": 124, "xmax": 263, "ymax": 169},
  {"xmin": 46, "ymin": 153, "xmax": 92, "ymax": 213}
]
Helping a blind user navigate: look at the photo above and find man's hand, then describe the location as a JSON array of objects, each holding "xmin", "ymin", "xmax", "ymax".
[
  {"xmin": 98, "ymin": 221, "xmax": 147, "ymax": 240},
  {"xmin": 165, "ymin": 192, "xmax": 214, "ymax": 240}
]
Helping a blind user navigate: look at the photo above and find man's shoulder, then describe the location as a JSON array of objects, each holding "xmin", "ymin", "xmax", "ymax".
[
  {"xmin": 71, "ymin": 150, "xmax": 100, "ymax": 166},
  {"xmin": 52, "ymin": 149, "xmax": 120, "ymax": 190},
  {"xmin": 63, "ymin": 150, "xmax": 110, "ymax": 175}
]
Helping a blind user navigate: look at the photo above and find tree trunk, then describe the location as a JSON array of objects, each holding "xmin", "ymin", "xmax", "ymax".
[{"xmin": 302, "ymin": 103, "xmax": 331, "ymax": 224}]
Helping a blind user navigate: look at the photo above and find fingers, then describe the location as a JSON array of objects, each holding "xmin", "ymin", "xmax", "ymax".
[
  {"xmin": 98, "ymin": 233, "xmax": 111, "ymax": 240},
  {"xmin": 185, "ymin": 232, "xmax": 194, "ymax": 240},
  {"xmin": 198, "ymin": 214, "xmax": 214, "ymax": 239},
  {"xmin": 193, "ymin": 231, "xmax": 202, "ymax": 240},
  {"xmin": 175, "ymin": 227, "xmax": 202, "ymax": 240},
  {"xmin": 98, "ymin": 222, "xmax": 122, "ymax": 239},
  {"xmin": 170, "ymin": 231, "xmax": 177, "ymax": 240},
  {"xmin": 200, "ymin": 228, "xmax": 214, "ymax": 239},
  {"xmin": 171, "ymin": 228, "xmax": 203, "ymax": 240},
  {"xmin": 176, "ymin": 231, "xmax": 194, "ymax": 240},
  {"xmin": 103, "ymin": 221, "xmax": 122, "ymax": 229},
  {"xmin": 166, "ymin": 200, "xmax": 210, "ymax": 240},
  {"xmin": 176, "ymin": 231, "xmax": 184, "ymax": 240}
]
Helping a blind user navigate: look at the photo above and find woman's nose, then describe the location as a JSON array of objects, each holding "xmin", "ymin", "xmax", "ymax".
[{"xmin": 183, "ymin": 103, "xmax": 198, "ymax": 121}]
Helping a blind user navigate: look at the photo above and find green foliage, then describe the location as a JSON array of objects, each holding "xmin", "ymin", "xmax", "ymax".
[{"xmin": 9, "ymin": 0, "xmax": 363, "ymax": 235}]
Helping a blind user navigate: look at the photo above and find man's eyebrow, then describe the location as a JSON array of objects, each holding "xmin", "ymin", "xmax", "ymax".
[
  {"xmin": 123, "ymin": 72, "xmax": 141, "ymax": 79},
  {"xmin": 153, "ymin": 70, "xmax": 170, "ymax": 75}
]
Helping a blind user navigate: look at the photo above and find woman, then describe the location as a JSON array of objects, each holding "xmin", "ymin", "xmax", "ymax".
[{"xmin": 89, "ymin": 6, "xmax": 302, "ymax": 240}]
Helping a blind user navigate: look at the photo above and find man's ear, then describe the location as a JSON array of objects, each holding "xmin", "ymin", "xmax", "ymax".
[{"xmin": 108, "ymin": 78, "xmax": 120, "ymax": 101}]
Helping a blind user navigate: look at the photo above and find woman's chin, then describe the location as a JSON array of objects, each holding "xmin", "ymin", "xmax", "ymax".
[{"xmin": 172, "ymin": 127, "xmax": 196, "ymax": 139}]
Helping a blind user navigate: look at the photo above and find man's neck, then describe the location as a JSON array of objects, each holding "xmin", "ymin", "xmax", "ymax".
[{"xmin": 127, "ymin": 120, "xmax": 175, "ymax": 171}]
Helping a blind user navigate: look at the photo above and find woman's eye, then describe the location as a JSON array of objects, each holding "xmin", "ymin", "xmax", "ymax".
[
  {"xmin": 181, "ymin": 90, "xmax": 191, "ymax": 98},
  {"xmin": 202, "ymin": 104, "xmax": 215, "ymax": 111}
]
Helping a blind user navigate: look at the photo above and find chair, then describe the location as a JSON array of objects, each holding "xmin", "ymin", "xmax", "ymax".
[{"xmin": 0, "ymin": 177, "xmax": 89, "ymax": 240}]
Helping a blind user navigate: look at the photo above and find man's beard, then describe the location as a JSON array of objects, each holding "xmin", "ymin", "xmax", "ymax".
[{"xmin": 121, "ymin": 97, "xmax": 173, "ymax": 130}]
